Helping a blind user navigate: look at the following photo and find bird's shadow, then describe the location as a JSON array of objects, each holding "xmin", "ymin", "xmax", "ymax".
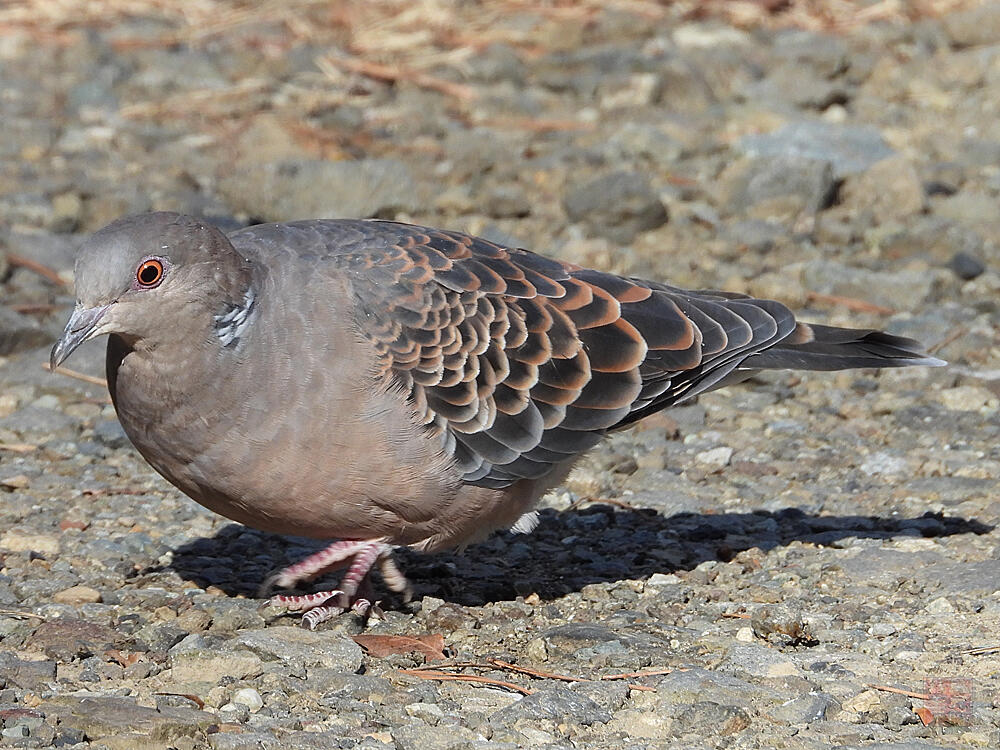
[{"xmin": 160, "ymin": 505, "xmax": 993, "ymax": 607}]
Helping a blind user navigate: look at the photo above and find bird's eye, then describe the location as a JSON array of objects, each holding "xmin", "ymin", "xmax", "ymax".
[{"xmin": 136, "ymin": 259, "xmax": 165, "ymax": 288}]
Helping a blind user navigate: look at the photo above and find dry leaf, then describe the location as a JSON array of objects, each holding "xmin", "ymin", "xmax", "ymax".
[
  {"xmin": 352, "ymin": 633, "xmax": 446, "ymax": 661},
  {"xmin": 914, "ymin": 706, "xmax": 934, "ymax": 725},
  {"xmin": 105, "ymin": 649, "xmax": 142, "ymax": 667}
]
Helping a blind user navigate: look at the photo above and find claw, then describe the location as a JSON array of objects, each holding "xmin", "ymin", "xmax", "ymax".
[
  {"xmin": 267, "ymin": 589, "xmax": 344, "ymax": 613},
  {"xmin": 261, "ymin": 540, "xmax": 410, "ymax": 627}
]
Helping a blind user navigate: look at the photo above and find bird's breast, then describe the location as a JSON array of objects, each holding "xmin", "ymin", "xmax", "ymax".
[{"xmin": 105, "ymin": 321, "xmax": 465, "ymax": 542}]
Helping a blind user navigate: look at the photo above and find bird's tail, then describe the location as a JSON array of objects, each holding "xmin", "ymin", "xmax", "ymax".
[{"xmin": 742, "ymin": 323, "xmax": 946, "ymax": 372}]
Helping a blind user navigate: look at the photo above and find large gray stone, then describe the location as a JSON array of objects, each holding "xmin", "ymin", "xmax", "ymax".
[
  {"xmin": 235, "ymin": 626, "xmax": 364, "ymax": 672},
  {"xmin": 942, "ymin": 4, "xmax": 1000, "ymax": 48},
  {"xmin": 739, "ymin": 121, "xmax": 894, "ymax": 179},
  {"xmin": 490, "ymin": 685, "xmax": 612, "ymax": 726},
  {"xmin": 718, "ymin": 155, "xmax": 836, "ymax": 217},
  {"xmin": 219, "ymin": 158, "xmax": 422, "ymax": 222},
  {"xmin": 670, "ymin": 701, "xmax": 752, "ymax": 738},
  {"xmin": 563, "ymin": 171, "xmax": 668, "ymax": 243},
  {"xmin": 0, "ymin": 308, "xmax": 53, "ymax": 356}
]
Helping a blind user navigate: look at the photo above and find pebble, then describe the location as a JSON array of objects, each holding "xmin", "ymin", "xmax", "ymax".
[
  {"xmin": 489, "ymin": 686, "xmax": 612, "ymax": 726},
  {"xmin": 694, "ymin": 446, "xmax": 733, "ymax": 469},
  {"xmin": 562, "ymin": 171, "xmax": 668, "ymax": 243},
  {"xmin": 52, "ymin": 585, "xmax": 102, "ymax": 604},
  {"xmin": 949, "ymin": 250, "xmax": 986, "ymax": 280},
  {"xmin": 738, "ymin": 120, "xmax": 894, "ymax": 179},
  {"xmin": 231, "ymin": 687, "xmax": 264, "ymax": 713}
]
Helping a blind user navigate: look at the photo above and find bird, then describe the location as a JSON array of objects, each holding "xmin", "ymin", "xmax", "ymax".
[{"xmin": 51, "ymin": 211, "xmax": 944, "ymax": 628}]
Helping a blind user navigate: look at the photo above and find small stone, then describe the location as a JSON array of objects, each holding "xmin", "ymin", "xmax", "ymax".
[
  {"xmin": 27, "ymin": 618, "xmax": 123, "ymax": 661},
  {"xmin": 563, "ymin": 171, "xmax": 668, "ymax": 243},
  {"xmin": 230, "ymin": 688, "xmax": 263, "ymax": 713},
  {"xmin": 938, "ymin": 385, "xmax": 998, "ymax": 412},
  {"xmin": 739, "ymin": 121, "xmax": 894, "ymax": 179},
  {"xmin": 768, "ymin": 693, "xmax": 838, "ymax": 724},
  {"xmin": 948, "ymin": 251, "xmax": 986, "ymax": 280},
  {"xmin": 646, "ymin": 573, "xmax": 682, "ymax": 587},
  {"xmin": 525, "ymin": 637, "xmax": 548, "ymax": 662},
  {"xmin": 0, "ymin": 308, "xmax": 54, "ymax": 356},
  {"xmin": 941, "ymin": 3, "xmax": 1000, "ymax": 47},
  {"xmin": 405, "ymin": 702, "xmax": 444, "ymax": 725},
  {"xmin": 483, "ymin": 185, "xmax": 531, "ymax": 218},
  {"xmin": 718, "ymin": 155, "xmax": 835, "ymax": 219},
  {"xmin": 670, "ymin": 702, "xmax": 751, "ymax": 737},
  {"xmin": 841, "ymin": 688, "xmax": 881, "ymax": 714},
  {"xmin": 219, "ymin": 158, "xmax": 422, "ymax": 223},
  {"xmin": 926, "ymin": 596, "xmax": 955, "ymax": 614},
  {"xmin": 859, "ymin": 452, "xmax": 909, "ymax": 477},
  {"xmin": 166, "ymin": 646, "xmax": 263, "ymax": 685},
  {"xmin": 735, "ymin": 626, "xmax": 755, "ymax": 643},
  {"xmin": 217, "ymin": 702, "xmax": 250, "ymax": 723},
  {"xmin": 721, "ymin": 643, "xmax": 802, "ymax": 678},
  {"xmin": 489, "ymin": 685, "xmax": 611, "ymax": 726},
  {"xmin": 234, "ymin": 627, "xmax": 363, "ymax": 672},
  {"xmin": 0, "ymin": 653, "xmax": 57, "ymax": 689},
  {"xmin": 392, "ymin": 723, "xmax": 478, "ymax": 750},
  {"xmin": 93, "ymin": 420, "xmax": 131, "ymax": 449},
  {"xmin": 49, "ymin": 191, "xmax": 83, "ymax": 233},
  {"xmin": 0, "ymin": 474, "xmax": 29, "ymax": 490},
  {"xmin": 695, "ymin": 446, "xmax": 733, "ymax": 469},
  {"xmin": 869, "ymin": 623, "xmax": 897, "ymax": 637},
  {"xmin": 53, "ymin": 585, "xmax": 102, "ymax": 604},
  {"xmin": 840, "ymin": 155, "xmax": 925, "ymax": 224}
]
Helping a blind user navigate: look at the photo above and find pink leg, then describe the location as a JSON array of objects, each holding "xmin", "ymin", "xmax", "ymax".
[
  {"xmin": 261, "ymin": 540, "xmax": 372, "ymax": 593},
  {"xmin": 264, "ymin": 539, "xmax": 410, "ymax": 628}
]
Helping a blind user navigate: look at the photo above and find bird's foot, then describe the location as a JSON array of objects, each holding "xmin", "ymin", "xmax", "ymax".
[{"xmin": 262, "ymin": 539, "xmax": 410, "ymax": 628}]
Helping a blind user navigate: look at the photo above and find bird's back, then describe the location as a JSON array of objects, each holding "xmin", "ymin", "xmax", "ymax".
[{"xmin": 226, "ymin": 219, "xmax": 937, "ymax": 495}]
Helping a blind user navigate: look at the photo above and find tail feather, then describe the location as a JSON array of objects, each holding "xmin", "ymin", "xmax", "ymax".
[{"xmin": 742, "ymin": 323, "xmax": 946, "ymax": 371}]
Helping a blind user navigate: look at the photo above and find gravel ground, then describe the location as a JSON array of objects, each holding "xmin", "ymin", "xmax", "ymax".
[{"xmin": 2, "ymin": 2, "xmax": 1000, "ymax": 748}]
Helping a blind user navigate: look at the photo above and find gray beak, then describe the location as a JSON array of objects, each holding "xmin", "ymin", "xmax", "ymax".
[{"xmin": 50, "ymin": 304, "xmax": 111, "ymax": 370}]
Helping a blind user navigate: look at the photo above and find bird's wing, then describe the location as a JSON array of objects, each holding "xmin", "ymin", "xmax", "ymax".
[{"xmin": 295, "ymin": 220, "xmax": 800, "ymax": 489}]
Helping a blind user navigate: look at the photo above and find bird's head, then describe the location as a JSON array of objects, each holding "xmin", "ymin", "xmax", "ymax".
[{"xmin": 50, "ymin": 212, "xmax": 251, "ymax": 368}]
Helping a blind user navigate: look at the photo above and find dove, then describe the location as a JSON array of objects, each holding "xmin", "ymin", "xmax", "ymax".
[{"xmin": 51, "ymin": 212, "xmax": 943, "ymax": 627}]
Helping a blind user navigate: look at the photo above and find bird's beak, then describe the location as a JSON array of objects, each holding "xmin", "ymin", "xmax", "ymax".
[{"xmin": 50, "ymin": 304, "xmax": 111, "ymax": 370}]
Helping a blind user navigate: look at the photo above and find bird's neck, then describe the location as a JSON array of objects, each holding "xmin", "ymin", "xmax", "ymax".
[{"xmin": 212, "ymin": 284, "xmax": 258, "ymax": 350}]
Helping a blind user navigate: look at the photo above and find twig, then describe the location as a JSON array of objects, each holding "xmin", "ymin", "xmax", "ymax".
[
  {"xmin": 318, "ymin": 55, "xmax": 476, "ymax": 101},
  {"xmin": 0, "ymin": 609, "xmax": 45, "ymax": 620},
  {"xmin": 805, "ymin": 291, "xmax": 894, "ymax": 316},
  {"xmin": 0, "ymin": 443, "xmax": 37, "ymax": 454},
  {"xmin": 961, "ymin": 645, "xmax": 1000, "ymax": 655},
  {"xmin": 403, "ymin": 659, "xmax": 661, "ymax": 693},
  {"xmin": 601, "ymin": 668, "xmax": 677, "ymax": 680},
  {"xmin": 7, "ymin": 303, "xmax": 60, "ymax": 314},
  {"xmin": 928, "ymin": 326, "xmax": 966, "ymax": 355},
  {"xmin": 488, "ymin": 658, "xmax": 585, "ymax": 683},
  {"xmin": 41, "ymin": 363, "xmax": 109, "ymax": 389},
  {"xmin": 866, "ymin": 683, "xmax": 930, "ymax": 700},
  {"xmin": 403, "ymin": 661, "xmax": 485, "ymax": 671},
  {"xmin": 471, "ymin": 117, "xmax": 595, "ymax": 133},
  {"xmin": 7, "ymin": 254, "xmax": 67, "ymax": 287},
  {"xmin": 397, "ymin": 668, "xmax": 534, "ymax": 694},
  {"xmin": 487, "ymin": 659, "xmax": 656, "ymax": 691},
  {"xmin": 81, "ymin": 488, "xmax": 159, "ymax": 498}
]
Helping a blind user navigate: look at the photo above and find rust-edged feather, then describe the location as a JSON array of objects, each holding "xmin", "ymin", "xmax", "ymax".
[
  {"xmin": 330, "ymin": 222, "xmax": 798, "ymax": 488},
  {"xmin": 228, "ymin": 219, "xmax": 940, "ymax": 490}
]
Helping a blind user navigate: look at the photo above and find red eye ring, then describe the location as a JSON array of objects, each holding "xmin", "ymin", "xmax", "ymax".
[{"xmin": 136, "ymin": 259, "xmax": 164, "ymax": 287}]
